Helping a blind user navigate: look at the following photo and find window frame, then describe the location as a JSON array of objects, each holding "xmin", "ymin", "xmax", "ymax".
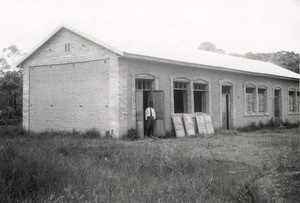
[
  {"xmin": 288, "ymin": 89, "xmax": 296, "ymax": 112},
  {"xmin": 244, "ymin": 82, "xmax": 269, "ymax": 116},
  {"xmin": 287, "ymin": 86, "xmax": 299, "ymax": 114},
  {"xmin": 173, "ymin": 81, "xmax": 189, "ymax": 114},
  {"xmin": 135, "ymin": 79, "xmax": 153, "ymax": 91},
  {"xmin": 257, "ymin": 86, "xmax": 267, "ymax": 114},
  {"xmin": 297, "ymin": 91, "xmax": 300, "ymax": 112},
  {"xmin": 65, "ymin": 43, "xmax": 70, "ymax": 52},
  {"xmin": 193, "ymin": 83, "xmax": 207, "ymax": 113},
  {"xmin": 170, "ymin": 74, "xmax": 192, "ymax": 114},
  {"xmin": 245, "ymin": 85, "xmax": 256, "ymax": 115}
]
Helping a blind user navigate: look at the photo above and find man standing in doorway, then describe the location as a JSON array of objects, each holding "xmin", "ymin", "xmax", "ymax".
[{"xmin": 145, "ymin": 102, "xmax": 156, "ymax": 137}]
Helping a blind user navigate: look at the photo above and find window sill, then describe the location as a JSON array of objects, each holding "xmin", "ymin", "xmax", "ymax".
[
  {"xmin": 288, "ymin": 112, "xmax": 300, "ymax": 115},
  {"xmin": 244, "ymin": 112, "xmax": 269, "ymax": 117},
  {"xmin": 172, "ymin": 113, "xmax": 188, "ymax": 117},
  {"xmin": 171, "ymin": 112, "xmax": 210, "ymax": 117},
  {"xmin": 194, "ymin": 112, "xmax": 208, "ymax": 115},
  {"xmin": 257, "ymin": 112, "xmax": 269, "ymax": 116}
]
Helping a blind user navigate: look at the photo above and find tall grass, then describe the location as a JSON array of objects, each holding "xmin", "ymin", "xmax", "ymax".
[{"xmin": 0, "ymin": 126, "xmax": 274, "ymax": 202}]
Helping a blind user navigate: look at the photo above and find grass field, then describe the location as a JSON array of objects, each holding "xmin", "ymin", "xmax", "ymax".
[{"xmin": 0, "ymin": 126, "xmax": 299, "ymax": 202}]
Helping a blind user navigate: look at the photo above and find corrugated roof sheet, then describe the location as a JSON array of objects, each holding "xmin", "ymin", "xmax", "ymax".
[{"xmin": 119, "ymin": 44, "xmax": 300, "ymax": 80}]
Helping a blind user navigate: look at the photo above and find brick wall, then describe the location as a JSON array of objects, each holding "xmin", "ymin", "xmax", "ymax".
[
  {"xmin": 29, "ymin": 60, "xmax": 109, "ymax": 133},
  {"xmin": 120, "ymin": 57, "xmax": 299, "ymax": 134}
]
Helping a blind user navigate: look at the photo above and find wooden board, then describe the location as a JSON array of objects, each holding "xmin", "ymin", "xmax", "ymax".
[
  {"xmin": 183, "ymin": 114, "xmax": 195, "ymax": 137},
  {"xmin": 195, "ymin": 115, "xmax": 207, "ymax": 135},
  {"xmin": 204, "ymin": 115, "xmax": 214, "ymax": 135},
  {"xmin": 222, "ymin": 94, "xmax": 227, "ymax": 129},
  {"xmin": 171, "ymin": 115, "xmax": 185, "ymax": 138},
  {"xmin": 152, "ymin": 91, "xmax": 165, "ymax": 137},
  {"xmin": 135, "ymin": 90, "xmax": 144, "ymax": 138}
]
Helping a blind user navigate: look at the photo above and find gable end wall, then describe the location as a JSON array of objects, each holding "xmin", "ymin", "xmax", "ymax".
[{"xmin": 22, "ymin": 29, "xmax": 120, "ymax": 136}]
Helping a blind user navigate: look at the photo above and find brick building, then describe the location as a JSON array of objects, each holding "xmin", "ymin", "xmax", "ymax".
[{"xmin": 17, "ymin": 24, "xmax": 300, "ymax": 137}]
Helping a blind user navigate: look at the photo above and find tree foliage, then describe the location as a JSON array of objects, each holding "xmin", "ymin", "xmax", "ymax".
[
  {"xmin": 198, "ymin": 41, "xmax": 226, "ymax": 54},
  {"xmin": 0, "ymin": 70, "xmax": 23, "ymax": 125},
  {"xmin": 2, "ymin": 45, "xmax": 22, "ymax": 71},
  {"xmin": 0, "ymin": 58, "xmax": 11, "ymax": 71},
  {"xmin": 199, "ymin": 41, "xmax": 299, "ymax": 73},
  {"xmin": 229, "ymin": 51, "xmax": 300, "ymax": 73}
]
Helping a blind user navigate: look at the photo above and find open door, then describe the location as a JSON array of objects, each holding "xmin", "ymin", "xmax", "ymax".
[
  {"xmin": 274, "ymin": 90, "xmax": 281, "ymax": 124},
  {"xmin": 222, "ymin": 86, "xmax": 231, "ymax": 130},
  {"xmin": 135, "ymin": 90, "xmax": 144, "ymax": 138},
  {"xmin": 152, "ymin": 91, "xmax": 165, "ymax": 137}
]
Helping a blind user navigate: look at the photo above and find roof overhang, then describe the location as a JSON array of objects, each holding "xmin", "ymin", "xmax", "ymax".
[{"xmin": 122, "ymin": 52, "xmax": 300, "ymax": 81}]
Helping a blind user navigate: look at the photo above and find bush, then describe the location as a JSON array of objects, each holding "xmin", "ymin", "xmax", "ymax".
[
  {"xmin": 0, "ymin": 117, "xmax": 22, "ymax": 126},
  {"xmin": 0, "ymin": 106, "xmax": 22, "ymax": 126},
  {"xmin": 123, "ymin": 128, "xmax": 139, "ymax": 140},
  {"xmin": 237, "ymin": 121, "xmax": 258, "ymax": 132},
  {"xmin": 249, "ymin": 122, "xmax": 258, "ymax": 130},
  {"xmin": 237, "ymin": 118, "xmax": 283, "ymax": 132},
  {"xmin": 265, "ymin": 117, "xmax": 276, "ymax": 128},
  {"xmin": 282, "ymin": 119, "xmax": 300, "ymax": 129},
  {"xmin": 0, "ymin": 126, "xmax": 28, "ymax": 137},
  {"xmin": 82, "ymin": 128, "xmax": 101, "ymax": 139},
  {"xmin": 258, "ymin": 120, "xmax": 266, "ymax": 128}
]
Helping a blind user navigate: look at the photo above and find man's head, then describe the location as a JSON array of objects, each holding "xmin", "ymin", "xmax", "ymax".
[{"xmin": 149, "ymin": 102, "xmax": 153, "ymax": 108}]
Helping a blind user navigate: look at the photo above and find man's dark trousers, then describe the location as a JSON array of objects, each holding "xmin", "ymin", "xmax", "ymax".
[{"xmin": 145, "ymin": 116, "xmax": 155, "ymax": 137}]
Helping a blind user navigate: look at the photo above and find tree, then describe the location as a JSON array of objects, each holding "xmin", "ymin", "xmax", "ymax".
[
  {"xmin": 230, "ymin": 51, "xmax": 300, "ymax": 73},
  {"xmin": 198, "ymin": 41, "xmax": 216, "ymax": 52},
  {"xmin": 0, "ymin": 58, "xmax": 11, "ymax": 72},
  {"xmin": 0, "ymin": 70, "xmax": 23, "ymax": 119},
  {"xmin": 2, "ymin": 45, "xmax": 22, "ymax": 71},
  {"xmin": 198, "ymin": 41, "xmax": 226, "ymax": 54}
]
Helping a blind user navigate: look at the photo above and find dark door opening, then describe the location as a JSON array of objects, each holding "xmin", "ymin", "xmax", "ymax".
[
  {"xmin": 194, "ymin": 91, "xmax": 204, "ymax": 112},
  {"xmin": 274, "ymin": 90, "xmax": 281, "ymax": 124},
  {"xmin": 222, "ymin": 86, "xmax": 231, "ymax": 130},
  {"xmin": 174, "ymin": 90, "xmax": 186, "ymax": 113},
  {"xmin": 226, "ymin": 95, "xmax": 230, "ymax": 129},
  {"xmin": 143, "ymin": 90, "xmax": 151, "ymax": 135}
]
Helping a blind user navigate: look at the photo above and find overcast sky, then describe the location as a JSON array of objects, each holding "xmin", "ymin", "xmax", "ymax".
[{"xmin": 0, "ymin": 0, "xmax": 299, "ymax": 55}]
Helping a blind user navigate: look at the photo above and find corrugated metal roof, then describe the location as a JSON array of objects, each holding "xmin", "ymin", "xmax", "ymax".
[
  {"xmin": 17, "ymin": 24, "xmax": 300, "ymax": 80},
  {"xmin": 119, "ymin": 44, "xmax": 300, "ymax": 80}
]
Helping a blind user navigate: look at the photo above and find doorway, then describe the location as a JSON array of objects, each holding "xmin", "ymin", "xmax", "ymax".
[
  {"xmin": 274, "ymin": 89, "xmax": 281, "ymax": 124},
  {"xmin": 143, "ymin": 90, "xmax": 152, "ymax": 135},
  {"xmin": 222, "ymin": 86, "xmax": 232, "ymax": 130},
  {"xmin": 136, "ymin": 88, "xmax": 165, "ymax": 138},
  {"xmin": 135, "ymin": 79, "xmax": 153, "ymax": 138}
]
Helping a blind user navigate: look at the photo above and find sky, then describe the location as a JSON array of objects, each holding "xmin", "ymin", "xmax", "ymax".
[{"xmin": 0, "ymin": 0, "xmax": 299, "ymax": 57}]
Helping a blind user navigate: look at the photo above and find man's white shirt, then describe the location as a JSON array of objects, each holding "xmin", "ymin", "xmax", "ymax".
[{"xmin": 145, "ymin": 107, "xmax": 156, "ymax": 120}]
